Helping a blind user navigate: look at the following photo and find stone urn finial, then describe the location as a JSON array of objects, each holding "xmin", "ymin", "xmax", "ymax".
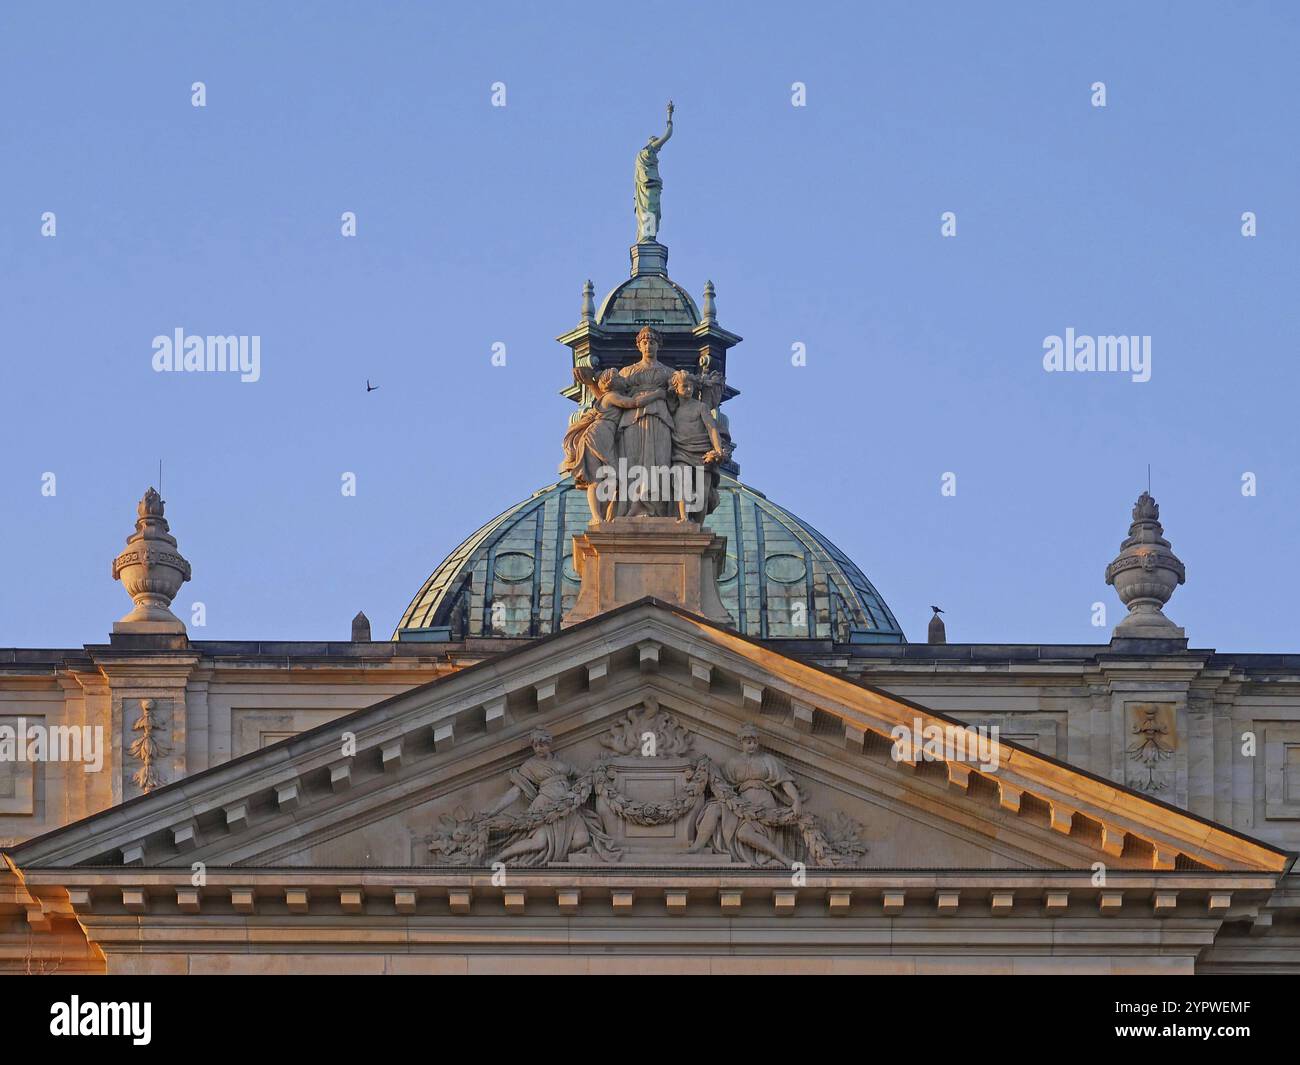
[
  {"xmin": 1104, "ymin": 490, "xmax": 1186, "ymax": 639},
  {"xmin": 111, "ymin": 487, "xmax": 192, "ymax": 634}
]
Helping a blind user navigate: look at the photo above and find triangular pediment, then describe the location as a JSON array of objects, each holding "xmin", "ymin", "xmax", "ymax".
[
  {"xmin": 215, "ymin": 687, "xmax": 1061, "ymax": 872},
  {"xmin": 9, "ymin": 601, "xmax": 1288, "ymax": 878}
]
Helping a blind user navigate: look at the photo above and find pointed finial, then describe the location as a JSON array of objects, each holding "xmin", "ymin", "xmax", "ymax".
[
  {"xmin": 1132, "ymin": 490, "xmax": 1159, "ymax": 522},
  {"xmin": 927, "ymin": 605, "xmax": 947, "ymax": 644},
  {"xmin": 138, "ymin": 486, "xmax": 165, "ymax": 519},
  {"xmin": 351, "ymin": 611, "xmax": 372, "ymax": 641},
  {"xmin": 702, "ymin": 280, "xmax": 716, "ymax": 325},
  {"xmin": 1104, "ymin": 490, "xmax": 1186, "ymax": 640},
  {"xmin": 581, "ymin": 279, "xmax": 595, "ymax": 323}
]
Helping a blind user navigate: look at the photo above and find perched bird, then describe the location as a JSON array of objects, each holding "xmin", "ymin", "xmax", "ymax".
[
  {"xmin": 366, "ymin": 379, "xmax": 379, "ymax": 392},
  {"xmin": 928, "ymin": 605, "xmax": 947, "ymax": 645}
]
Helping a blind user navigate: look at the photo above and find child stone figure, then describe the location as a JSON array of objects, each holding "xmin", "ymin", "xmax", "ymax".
[{"xmin": 668, "ymin": 370, "xmax": 729, "ymax": 522}]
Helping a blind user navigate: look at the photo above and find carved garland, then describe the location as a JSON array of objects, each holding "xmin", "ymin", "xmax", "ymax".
[
  {"xmin": 429, "ymin": 778, "xmax": 595, "ymax": 866},
  {"xmin": 592, "ymin": 757, "xmax": 711, "ymax": 826}
]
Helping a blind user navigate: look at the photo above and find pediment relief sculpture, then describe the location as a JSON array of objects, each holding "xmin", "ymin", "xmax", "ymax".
[
  {"xmin": 600, "ymin": 695, "xmax": 693, "ymax": 757},
  {"xmin": 429, "ymin": 704, "xmax": 866, "ymax": 869}
]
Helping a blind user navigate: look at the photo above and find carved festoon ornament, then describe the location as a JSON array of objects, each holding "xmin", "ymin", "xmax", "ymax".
[
  {"xmin": 428, "ymin": 708, "xmax": 865, "ymax": 869},
  {"xmin": 128, "ymin": 698, "xmax": 170, "ymax": 793},
  {"xmin": 111, "ymin": 488, "xmax": 192, "ymax": 634},
  {"xmin": 1104, "ymin": 491, "xmax": 1186, "ymax": 639}
]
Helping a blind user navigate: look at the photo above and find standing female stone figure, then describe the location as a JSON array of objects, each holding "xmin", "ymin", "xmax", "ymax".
[
  {"xmin": 634, "ymin": 101, "xmax": 673, "ymax": 242},
  {"xmin": 615, "ymin": 326, "xmax": 676, "ymax": 516},
  {"xmin": 560, "ymin": 368, "xmax": 665, "ymax": 524}
]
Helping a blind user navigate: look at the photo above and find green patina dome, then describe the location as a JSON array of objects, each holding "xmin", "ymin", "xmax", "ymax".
[
  {"xmin": 394, "ymin": 476, "xmax": 904, "ymax": 644},
  {"xmin": 399, "ymin": 226, "xmax": 905, "ymax": 646}
]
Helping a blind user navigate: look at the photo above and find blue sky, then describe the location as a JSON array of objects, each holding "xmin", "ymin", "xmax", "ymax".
[{"xmin": 2, "ymin": 0, "xmax": 1298, "ymax": 650}]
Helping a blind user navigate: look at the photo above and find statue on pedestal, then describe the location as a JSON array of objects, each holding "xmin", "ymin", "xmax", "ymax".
[
  {"xmin": 562, "ymin": 327, "xmax": 732, "ymax": 523},
  {"xmin": 614, "ymin": 326, "xmax": 676, "ymax": 517},
  {"xmin": 634, "ymin": 101, "xmax": 673, "ymax": 242}
]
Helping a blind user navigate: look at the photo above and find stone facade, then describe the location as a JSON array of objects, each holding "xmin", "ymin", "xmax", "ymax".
[
  {"xmin": 5, "ymin": 475, "xmax": 1300, "ymax": 976},
  {"xmin": 7, "ymin": 632, "xmax": 1300, "ymax": 857},
  {"xmin": 2, "ymin": 603, "xmax": 1292, "ymax": 975},
  {"xmin": 3, "ymin": 119, "xmax": 1298, "ymax": 976}
]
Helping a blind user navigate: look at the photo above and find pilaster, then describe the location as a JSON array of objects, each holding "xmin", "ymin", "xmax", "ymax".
[{"xmin": 87, "ymin": 648, "xmax": 201, "ymax": 804}]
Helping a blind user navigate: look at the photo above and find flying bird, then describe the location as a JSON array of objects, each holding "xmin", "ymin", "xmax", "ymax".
[{"xmin": 366, "ymin": 380, "xmax": 379, "ymax": 393}]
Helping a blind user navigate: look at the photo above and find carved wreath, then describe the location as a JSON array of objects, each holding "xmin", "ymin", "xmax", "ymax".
[{"xmin": 592, "ymin": 757, "xmax": 711, "ymax": 826}]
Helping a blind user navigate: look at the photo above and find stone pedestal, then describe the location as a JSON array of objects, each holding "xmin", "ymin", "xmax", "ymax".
[
  {"xmin": 629, "ymin": 240, "xmax": 668, "ymax": 277},
  {"xmin": 563, "ymin": 517, "xmax": 732, "ymax": 627}
]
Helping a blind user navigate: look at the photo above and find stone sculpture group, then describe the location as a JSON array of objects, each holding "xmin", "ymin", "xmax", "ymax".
[
  {"xmin": 429, "ymin": 707, "xmax": 866, "ymax": 869},
  {"xmin": 560, "ymin": 326, "xmax": 730, "ymax": 524},
  {"xmin": 558, "ymin": 104, "xmax": 732, "ymax": 525}
]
